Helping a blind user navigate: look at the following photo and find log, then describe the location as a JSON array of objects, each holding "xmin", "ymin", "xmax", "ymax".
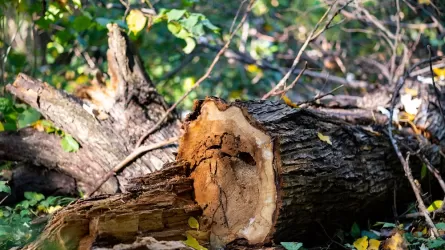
[{"xmin": 27, "ymin": 97, "xmax": 432, "ymax": 249}]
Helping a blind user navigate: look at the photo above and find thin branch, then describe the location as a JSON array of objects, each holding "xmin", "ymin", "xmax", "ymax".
[
  {"xmin": 427, "ymin": 45, "xmax": 445, "ymax": 126},
  {"xmin": 135, "ymin": 0, "xmax": 255, "ymax": 148},
  {"xmin": 297, "ymin": 84, "xmax": 344, "ymax": 107},
  {"xmin": 262, "ymin": 0, "xmax": 354, "ymax": 99},
  {"xmin": 262, "ymin": 0, "xmax": 337, "ymax": 99},
  {"xmin": 86, "ymin": 136, "xmax": 179, "ymax": 197}
]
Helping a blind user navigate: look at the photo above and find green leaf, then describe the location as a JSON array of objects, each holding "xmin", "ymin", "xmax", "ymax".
[
  {"xmin": 72, "ymin": 15, "xmax": 91, "ymax": 32},
  {"xmin": 421, "ymin": 163, "xmax": 427, "ymax": 180},
  {"xmin": 20, "ymin": 209, "xmax": 30, "ymax": 217},
  {"xmin": 17, "ymin": 108, "xmax": 41, "ymax": 129},
  {"xmin": 190, "ymin": 23, "xmax": 204, "ymax": 37},
  {"xmin": 73, "ymin": 0, "xmax": 81, "ymax": 7},
  {"xmin": 202, "ymin": 19, "xmax": 220, "ymax": 32},
  {"xmin": 435, "ymin": 222, "xmax": 445, "ymax": 230},
  {"xmin": 61, "ymin": 135, "xmax": 80, "ymax": 152},
  {"xmin": 183, "ymin": 233, "xmax": 207, "ymax": 250},
  {"xmin": 183, "ymin": 14, "xmax": 200, "ymax": 30},
  {"xmin": 0, "ymin": 97, "xmax": 12, "ymax": 114},
  {"xmin": 361, "ymin": 230, "xmax": 379, "ymax": 239},
  {"xmin": 0, "ymin": 181, "xmax": 11, "ymax": 194},
  {"xmin": 166, "ymin": 9, "xmax": 186, "ymax": 22},
  {"xmin": 281, "ymin": 242, "xmax": 303, "ymax": 250},
  {"xmin": 167, "ymin": 22, "xmax": 182, "ymax": 34},
  {"xmin": 373, "ymin": 222, "xmax": 396, "ymax": 228},
  {"xmin": 24, "ymin": 192, "xmax": 45, "ymax": 202},
  {"xmin": 188, "ymin": 217, "xmax": 200, "ymax": 230},
  {"xmin": 428, "ymin": 238, "xmax": 445, "ymax": 248},
  {"xmin": 183, "ymin": 37, "xmax": 196, "ymax": 54},
  {"xmin": 351, "ymin": 222, "xmax": 360, "ymax": 239}
]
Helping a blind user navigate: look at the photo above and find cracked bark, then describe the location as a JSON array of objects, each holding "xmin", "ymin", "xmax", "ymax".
[
  {"xmin": 24, "ymin": 98, "xmax": 437, "ymax": 249},
  {"xmin": 2, "ymin": 24, "xmax": 181, "ymax": 194}
]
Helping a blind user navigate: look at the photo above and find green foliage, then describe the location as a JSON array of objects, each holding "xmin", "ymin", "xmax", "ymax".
[
  {"xmin": 281, "ymin": 242, "xmax": 304, "ymax": 250},
  {"xmin": 156, "ymin": 8, "xmax": 220, "ymax": 54},
  {"xmin": 0, "ymin": 95, "xmax": 79, "ymax": 152},
  {"xmin": 0, "ymin": 192, "xmax": 75, "ymax": 249},
  {"xmin": 60, "ymin": 134, "xmax": 80, "ymax": 152}
]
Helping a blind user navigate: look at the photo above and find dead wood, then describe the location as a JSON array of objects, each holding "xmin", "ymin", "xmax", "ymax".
[
  {"xmin": 2, "ymin": 24, "xmax": 181, "ymax": 194},
  {"xmin": 25, "ymin": 98, "xmax": 441, "ymax": 249}
]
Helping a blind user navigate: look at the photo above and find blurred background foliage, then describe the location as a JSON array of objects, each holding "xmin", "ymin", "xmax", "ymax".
[{"xmin": 0, "ymin": 0, "xmax": 444, "ymax": 114}]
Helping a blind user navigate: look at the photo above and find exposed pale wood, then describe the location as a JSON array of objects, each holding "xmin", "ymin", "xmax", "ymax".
[{"xmin": 24, "ymin": 162, "xmax": 202, "ymax": 250}]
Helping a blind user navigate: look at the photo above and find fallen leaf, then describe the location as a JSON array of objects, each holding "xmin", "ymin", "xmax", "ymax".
[
  {"xmin": 400, "ymin": 94, "xmax": 421, "ymax": 115},
  {"xmin": 282, "ymin": 95, "xmax": 298, "ymax": 108},
  {"xmin": 368, "ymin": 239, "xmax": 381, "ymax": 250},
  {"xmin": 381, "ymin": 232, "xmax": 406, "ymax": 250},
  {"xmin": 183, "ymin": 233, "xmax": 207, "ymax": 250},
  {"xmin": 404, "ymin": 88, "xmax": 418, "ymax": 97},
  {"xmin": 433, "ymin": 67, "xmax": 445, "ymax": 77},
  {"xmin": 188, "ymin": 217, "xmax": 199, "ymax": 230},
  {"xmin": 353, "ymin": 236, "xmax": 368, "ymax": 250},
  {"xmin": 317, "ymin": 132, "xmax": 332, "ymax": 145},
  {"xmin": 418, "ymin": 0, "xmax": 430, "ymax": 4}
]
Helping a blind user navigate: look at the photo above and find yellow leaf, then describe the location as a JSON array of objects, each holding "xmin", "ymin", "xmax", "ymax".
[
  {"xmin": 368, "ymin": 239, "xmax": 380, "ymax": 250},
  {"xmin": 32, "ymin": 120, "xmax": 44, "ymax": 132},
  {"xmin": 183, "ymin": 233, "xmax": 208, "ymax": 250},
  {"xmin": 382, "ymin": 233, "xmax": 405, "ymax": 250},
  {"xmin": 427, "ymin": 200, "xmax": 443, "ymax": 212},
  {"xmin": 184, "ymin": 77, "xmax": 196, "ymax": 90},
  {"xmin": 0, "ymin": 122, "xmax": 4, "ymax": 132},
  {"xmin": 282, "ymin": 95, "xmax": 298, "ymax": 108},
  {"xmin": 246, "ymin": 64, "xmax": 262, "ymax": 74},
  {"xmin": 404, "ymin": 87, "xmax": 418, "ymax": 97},
  {"xmin": 317, "ymin": 132, "xmax": 332, "ymax": 145},
  {"xmin": 188, "ymin": 217, "xmax": 200, "ymax": 230},
  {"xmin": 353, "ymin": 236, "xmax": 368, "ymax": 250},
  {"xmin": 418, "ymin": 0, "xmax": 431, "ymax": 4},
  {"xmin": 422, "ymin": 227, "xmax": 427, "ymax": 235},
  {"xmin": 126, "ymin": 9, "xmax": 147, "ymax": 35},
  {"xmin": 433, "ymin": 67, "xmax": 445, "ymax": 77},
  {"xmin": 47, "ymin": 205, "xmax": 62, "ymax": 214}
]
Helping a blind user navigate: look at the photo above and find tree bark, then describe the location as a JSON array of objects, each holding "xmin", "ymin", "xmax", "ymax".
[
  {"xmin": 24, "ymin": 97, "xmax": 436, "ymax": 249},
  {"xmin": 2, "ymin": 24, "xmax": 181, "ymax": 195}
]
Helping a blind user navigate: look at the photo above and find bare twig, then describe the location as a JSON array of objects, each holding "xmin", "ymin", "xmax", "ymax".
[
  {"xmin": 389, "ymin": 0, "xmax": 401, "ymax": 84},
  {"xmin": 262, "ymin": 0, "xmax": 338, "ymax": 99},
  {"xmin": 298, "ymin": 84, "xmax": 344, "ymax": 107},
  {"xmin": 387, "ymin": 56, "xmax": 440, "ymax": 237},
  {"xmin": 427, "ymin": 45, "xmax": 445, "ymax": 126},
  {"xmin": 86, "ymin": 136, "xmax": 179, "ymax": 197},
  {"xmin": 135, "ymin": 0, "xmax": 255, "ymax": 148}
]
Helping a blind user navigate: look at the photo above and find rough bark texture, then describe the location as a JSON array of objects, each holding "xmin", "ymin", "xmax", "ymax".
[
  {"xmin": 2, "ymin": 24, "xmax": 181, "ymax": 194},
  {"xmin": 24, "ymin": 162, "xmax": 201, "ymax": 250},
  {"xmin": 176, "ymin": 98, "xmax": 411, "ymax": 246},
  {"xmin": 27, "ymin": 98, "xmax": 432, "ymax": 250}
]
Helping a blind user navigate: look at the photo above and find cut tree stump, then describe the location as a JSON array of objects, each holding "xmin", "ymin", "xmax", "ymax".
[{"xmin": 24, "ymin": 97, "xmax": 431, "ymax": 250}]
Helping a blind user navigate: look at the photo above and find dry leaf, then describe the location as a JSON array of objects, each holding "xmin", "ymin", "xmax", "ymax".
[
  {"xmin": 368, "ymin": 239, "xmax": 381, "ymax": 250},
  {"xmin": 381, "ymin": 232, "xmax": 406, "ymax": 250},
  {"xmin": 317, "ymin": 132, "xmax": 332, "ymax": 145},
  {"xmin": 433, "ymin": 67, "xmax": 445, "ymax": 77},
  {"xmin": 400, "ymin": 94, "xmax": 421, "ymax": 115},
  {"xmin": 404, "ymin": 87, "xmax": 418, "ymax": 97},
  {"xmin": 353, "ymin": 236, "xmax": 368, "ymax": 250}
]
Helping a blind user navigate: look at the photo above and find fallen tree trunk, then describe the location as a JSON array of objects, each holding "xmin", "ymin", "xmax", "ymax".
[{"xmin": 24, "ymin": 97, "xmax": 431, "ymax": 249}]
